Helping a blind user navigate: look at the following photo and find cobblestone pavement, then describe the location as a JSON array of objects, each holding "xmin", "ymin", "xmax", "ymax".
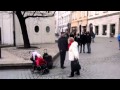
[{"xmin": 0, "ymin": 38, "xmax": 120, "ymax": 79}]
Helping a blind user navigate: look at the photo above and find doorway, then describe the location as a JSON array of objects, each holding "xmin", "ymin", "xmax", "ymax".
[{"xmin": 110, "ymin": 24, "xmax": 115, "ymax": 37}]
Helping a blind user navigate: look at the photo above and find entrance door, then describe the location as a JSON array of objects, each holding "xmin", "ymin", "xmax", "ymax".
[
  {"xmin": 95, "ymin": 26, "xmax": 99, "ymax": 35},
  {"xmin": 83, "ymin": 26, "xmax": 87, "ymax": 33},
  {"xmin": 110, "ymin": 24, "xmax": 115, "ymax": 37}
]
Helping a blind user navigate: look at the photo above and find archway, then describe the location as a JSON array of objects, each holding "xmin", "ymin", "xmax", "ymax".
[{"xmin": 89, "ymin": 23, "xmax": 93, "ymax": 33}]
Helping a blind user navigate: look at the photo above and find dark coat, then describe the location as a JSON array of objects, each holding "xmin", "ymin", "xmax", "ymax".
[
  {"xmin": 58, "ymin": 37, "xmax": 68, "ymax": 52},
  {"xmin": 80, "ymin": 34, "xmax": 87, "ymax": 44},
  {"xmin": 86, "ymin": 34, "xmax": 91, "ymax": 43}
]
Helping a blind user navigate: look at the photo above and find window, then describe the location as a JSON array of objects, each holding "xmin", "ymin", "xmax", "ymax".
[
  {"xmin": 110, "ymin": 24, "xmax": 115, "ymax": 37},
  {"xmin": 95, "ymin": 26, "xmax": 99, "ymax": 35},
  {"xmin": 102, "ymin": 25, "xmax": 107, "ymax": 35},
  {"xmin": 46, "ymin": 26, "xmax": 50, "ymax": 33},
  {"xmin": 75, "ymin": 12, "xmax": 77, "ymax": 20},
  {"xmin": 83, "ymin": 26, "xmax": 87, "ymax": 33},
  {"xmin": 103, "ymin": 11, "xmax": 108, "ymax": 13},
  {"xmin": 95, "ymin": 11, "xmax": 99, "ymax": 15},
  {"xmin": 89, "ymin": 11, "xmax": 92, "ymax": 16},
  {"xmin": 34, "ymin": 26, "xmax": 39, "ymax": 33},
  {"xmin": 85, "ymin": 11, "xmax": 87, "ymax": 16},
  {"xmin": 83, "ymin": 11, "xmax": 85, "ymax": 17},
  {"xmin": 79, "ymin": 11, "xmax": 81, "ymax": 19}
]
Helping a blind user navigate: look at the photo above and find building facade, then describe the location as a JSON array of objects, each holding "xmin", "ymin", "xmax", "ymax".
[
  {"xmin": 0, "ymin": 11, "xmax": 56, "ymax": 46},
  {"xmin": 88, "ymin": 11, "xmax": 120, "ymax": 37},
  {"xmin": 0, "ymin": 12, "xmax": 14, "ymax": 45},
  {"xmin": 57, "ymin": 11, "xmax": 72, "ymax": 34},
  {"xmin": 71, "ymin": 11, "xmax": 88, "ymax": 35}
]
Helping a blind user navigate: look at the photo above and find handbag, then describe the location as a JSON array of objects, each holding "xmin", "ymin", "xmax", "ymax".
[{"xmin": 72, "ymin": 58, "xmax": 81, "ymax": 71}]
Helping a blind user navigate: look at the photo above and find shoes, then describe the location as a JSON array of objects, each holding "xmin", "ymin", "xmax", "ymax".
[
  {"xmin": 75, "ymin": 72, "xmax": 80, "ymax": 75},
  {"xmin": 68, "ymin": 75, "xmax": 74, "ymax": 77},
  {"xmin": 61, "ymin": 66, "xmax": 66, "ymax": 69},
  {"xmin": 87, "ymin": 52, "xmax": 91, "ymax": 53}
]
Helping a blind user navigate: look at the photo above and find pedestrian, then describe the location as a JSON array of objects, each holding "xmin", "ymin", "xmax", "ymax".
[
  {"xmin": 58, "ymin": 32, "xmax": 68, "ymax": 69},
  {"xmin": 80, "ymin": 32, "xmax": 87, "ymax": 53},
  {"xmin": 86, "ymin": 31, "xmax": 92, "ymax": 53},
  {"xmin": 91, "ymin": 32, "xmax": 95, "ymax": 43},
  {"xmin": 68, "ymin": 37, "xmax": 80, "ymax": 77},
  {"xmin": 117, "ymin": 33, "xmax": 120, "ymax": 50},
  {"xmin": 75, "ymin": 34, "xmax": 81, "ymax": 53}
]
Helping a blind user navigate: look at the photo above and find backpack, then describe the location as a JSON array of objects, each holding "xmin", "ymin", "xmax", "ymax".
[{"xmin": 43, "ymin": 49, "xmax": 53, "ymax": 69}]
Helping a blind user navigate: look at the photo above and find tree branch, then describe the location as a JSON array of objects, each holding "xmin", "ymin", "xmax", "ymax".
[
  {"xmin": 32, "ymin": 11, "xmax": 36, "ymax": 16},
  {"xmin": 24, "ymin": 11, "xmax": 56, "ymax": 19},
  {"xmin": 22, "ymin": 11, "xmax": 26, "ymax": 16}
]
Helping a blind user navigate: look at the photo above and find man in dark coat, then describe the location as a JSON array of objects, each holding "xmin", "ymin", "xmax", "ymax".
[
  {"xmin": 80, "ymin": 32, "xmax": 87, "ymax": 53},
  {"xmin": 58, "ymin": 32, "xmax": 68, "ymax": 69},
  {"xmin": 86, "ymin": 31, "xmax": 92, "ymax": 53}
]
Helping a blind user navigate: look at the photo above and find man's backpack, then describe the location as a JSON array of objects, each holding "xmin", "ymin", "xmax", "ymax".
[{"xmin": 43, "ymin": 49, "xmax": 53, "ymax": 69}]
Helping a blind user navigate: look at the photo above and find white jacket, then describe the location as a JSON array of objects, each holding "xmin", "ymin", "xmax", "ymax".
[
  {"xmin": 31, "ymin": 51, "xmax": 42, "ymax": 60},
  {"xmin": 68, "ymin": 41, "xmax": 79, "ymax": 61}
]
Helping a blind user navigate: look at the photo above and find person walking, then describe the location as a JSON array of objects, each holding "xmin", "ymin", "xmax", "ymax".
[
  {"xmin": 91, "ymin": 32, "xmax": 95, "ymax": 43},
  {"xmin": 68, "ymin": 37, "xmax": 80, "ymax": 77},
  {"xmin": 86, "ymin": 31, "xmax": 92, "ymax": 53},
  {"xmin": 117, "ymin": 33, "xmax": 120, "ymax": 50},
  {"xmin": 58, "ymin": 32, "xmax": 68, "ymax": 69},
  {"xmin": 80, "ymin": 32, "xmax": 87, "ymax": 53}
]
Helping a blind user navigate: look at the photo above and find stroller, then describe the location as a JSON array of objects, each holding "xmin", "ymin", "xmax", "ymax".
[{"xmin": 30, "ymin": 55, "xmax": 49, "ymax": 75}]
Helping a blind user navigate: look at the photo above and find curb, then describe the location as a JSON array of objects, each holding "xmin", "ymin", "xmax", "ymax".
[{"xmin": 0, "ymin": 52, "xmax": 60, "ymax": 70}]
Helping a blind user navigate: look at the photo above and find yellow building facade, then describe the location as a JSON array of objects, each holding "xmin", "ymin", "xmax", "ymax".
[{"xmin": 71, "ymin": 11, "xmax": 88, "ymax": 34}]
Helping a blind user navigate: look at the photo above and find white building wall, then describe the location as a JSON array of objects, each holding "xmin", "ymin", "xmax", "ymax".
[
  {"xmin": 58, "ymin": 11, "xmax": 71, "ymax": 33},
  {"xmin": 88, "ymin": 11, "xmax": 120, "ymax": 37},
  {"xmin": 0, "ymin": 12, "xmax": 13, "ymax": 45},
  {"xmin": 15, "ymin": 14, "xmax": 55, "ymax": 46}
]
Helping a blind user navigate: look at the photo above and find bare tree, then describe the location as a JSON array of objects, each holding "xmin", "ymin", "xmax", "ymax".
[{"xmin": 13, "ymin": 11, "xmax": 56, "ymax": 48}]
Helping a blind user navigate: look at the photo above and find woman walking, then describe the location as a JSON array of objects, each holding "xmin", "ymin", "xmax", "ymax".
[{"xmin": 68, "ymin": 37, "xmax": 80, "ymax": 77}]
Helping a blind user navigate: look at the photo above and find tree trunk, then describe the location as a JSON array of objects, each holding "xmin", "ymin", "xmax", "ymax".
[{"xmin": 16, "ymin": 11, "xmax": 31, "ymax": 48}]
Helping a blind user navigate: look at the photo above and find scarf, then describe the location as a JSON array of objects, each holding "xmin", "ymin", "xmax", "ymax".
[{"xmin": 68, "ymin": 40, "xmax": 74, "ymax": 49}]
